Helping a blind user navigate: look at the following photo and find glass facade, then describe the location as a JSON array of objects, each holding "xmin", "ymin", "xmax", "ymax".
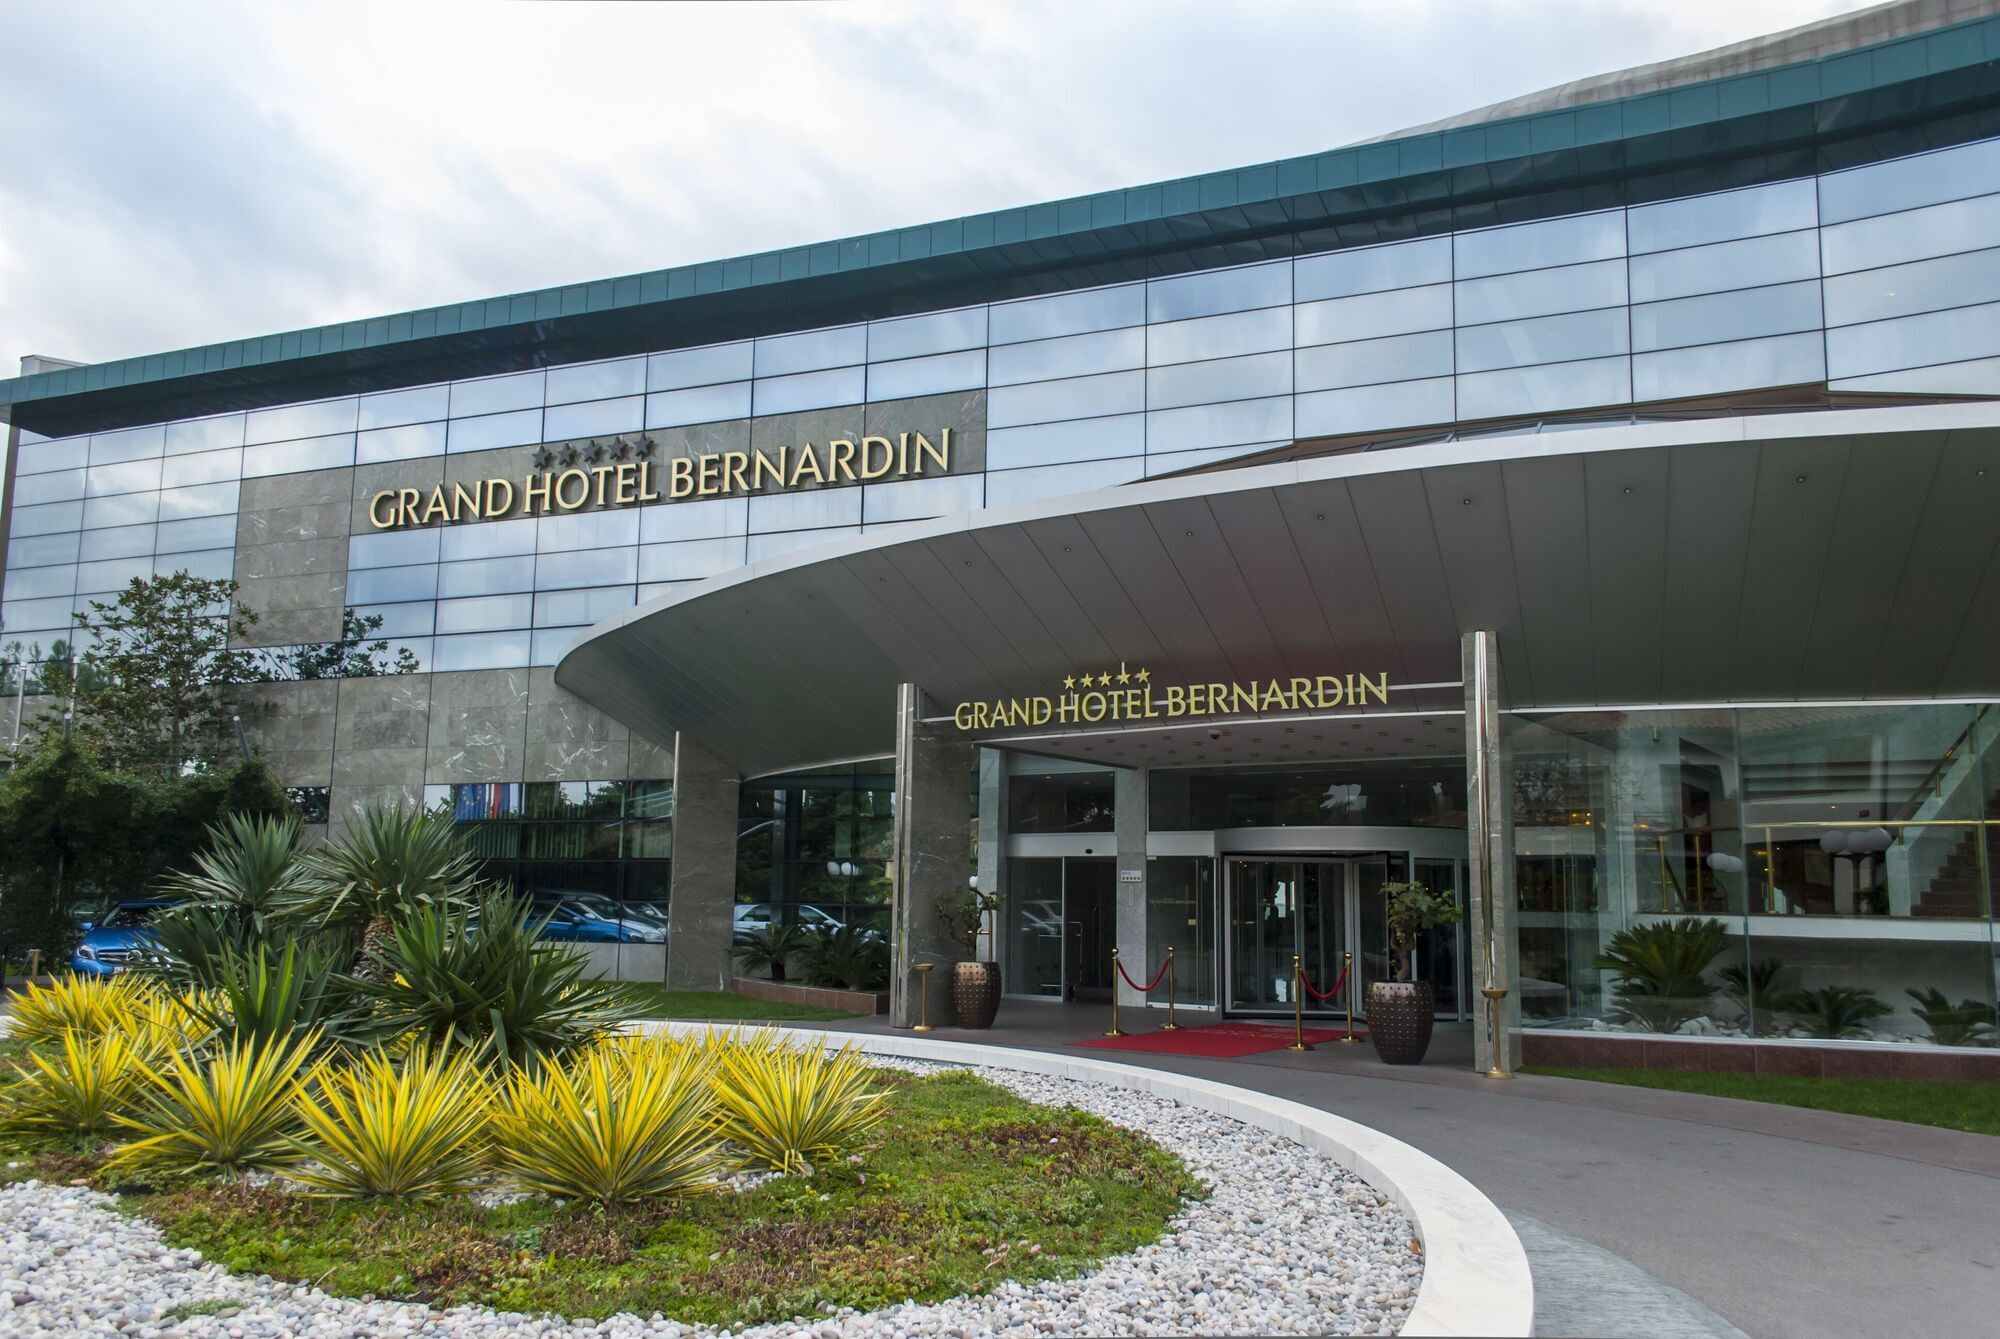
[{"xmin": 736, "ymin": 766, "xmax": 897, "ymax": 939}]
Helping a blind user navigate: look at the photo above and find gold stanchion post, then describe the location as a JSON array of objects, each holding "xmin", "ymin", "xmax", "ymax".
[
  {"xmin": 1104, "ymin": 947, "xmax": 1126, "ymax": 1036},
  {"xmin": 1339, "ymin": 949, "xmax": 1360, "ymax": 1042},
  {"xmin": 1480, "ymin": 984, "xmax": 1512, "ymax": 1078},
  {"xmin": 1162, "ymin": 946, "xmax": 1180, "ymax": 1030},
  {"xmin": 912, "ymin": 962, "xmax": 934, "ymax": 1033},
  {"xmin": 1286, "ymin": 953, "xmax": 1312, "ymax": 1051}
]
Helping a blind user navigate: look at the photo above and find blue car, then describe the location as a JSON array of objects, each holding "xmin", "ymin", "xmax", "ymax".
[
  {"xmin": 71, "ymin": 898, "xmax": 182, "ymax": 976},
  {"xmin": 529, "ymin": 893, "xmax": 668, "ymax": 944}
]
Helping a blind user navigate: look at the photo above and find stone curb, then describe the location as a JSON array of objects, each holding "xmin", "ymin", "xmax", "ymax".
[{"xmin": 650, "ymin": 1022, "xmax": 1535, "ymax": 1338}]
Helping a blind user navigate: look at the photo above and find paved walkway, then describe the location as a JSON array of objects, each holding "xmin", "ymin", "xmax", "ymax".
[{"xmin": 788, "ymin": 1002, "xmax": 1999, "ymax": 1339}]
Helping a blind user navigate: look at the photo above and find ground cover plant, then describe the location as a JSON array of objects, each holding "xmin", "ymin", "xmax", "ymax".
[{"xmin": 1525, "ymin": 1065, "xmax": 2000, "ymax": 1136}]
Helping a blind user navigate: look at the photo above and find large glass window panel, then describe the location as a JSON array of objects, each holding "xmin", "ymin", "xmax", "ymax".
[
  {"xmin": 1146, "ymin": 395, "xmax": 1291, "ymax": 454},
  {"xmin": 1629, "ymin": 230, "xmax": 1821, "ymax": 304},
  {"xmin": 358, "ymin": 384, "xmax": 449, "ymax": 430},
  {"xmin": 1295, "ymin": 236, "xmax": 1451, "ymax": 301},
  {"xmin": 12, "ymin": 501, "xmax": 84, "ymax": 536},
  {"xmin": 3, "ymin": 565, "xmax": 76, "ymax": 601},
  {"xmin": 1295, "ymin": 377, "xmax": 1455, "ymax": 437},
  {"xmin": 87, "ymin": 425, "xmax": 165, "ymax": 466},
  {"xmin": 648, "ymin": 341, "xmax": 753, "ymax": 392},
  {"xmin": 546, "ymin": 357, "xmax": 646, "ymax": 406},
  {"xmin": 349, "ymin": 528, "xmax": 441, "ymax": 570},
  {"xmin": 440, "ymin": 516, "xmax": 537, "ymax": 562},
  {"xmin": 1295, "ymin": 283, "xmax": 1453, "ymax": 347},
  {"xmin": 1630, "ymin": 280, "xmax": 1824, "ymax": 353},
  {"xmin": 356, "ymin": 421, "xmax": 446, "ymax": 464},
  {"xmin": 533, "ymin": 585, "xmax": 635, "ymax": 627},
  {"xmin": 753, "ymin": 366, "xmax": 865, "ymax": 416},
  {"xmin": 746, "ymin": 527, "xmax": 861, "ymax": 563},
  {"xmin": 987, "ymin": 370, "xmax": 1145, "ymax": 429},
  {"xmin": 1004, "ymin": 858, "xmax": 1065, "ymax": 997},
  {"xmin": 747, "ymin": 486, "xmax": 863, "ymax": 533},
  {"xmin": 530, "ymin": 627, "xmax": 583, "ymax": 666},
  {"xmin": 85, "ymin": 458, "xmax": 162, "ymax": 497},
  {"xmin": 434, "ymin": 555, "xmax": 535, "ymax": 598},
  {"xmin": 162, "ymin": 548, "xmax": 232, "ymax": 583},
  {"xmin": 1146, "ymin": 350, "xmax": 1291, "ymax": 410},
  {"xmin": 1, "ymin": 596, "xmax": 79, "ymax": 633},
  {"xmin": 434, "ymin": 593, "xmax": 535, "ymax": 635},
  {"xmin": 1821, "ymin": 191, "xmax": 2000, "ymax": 276},
  {"xmin": 350, "ymin": 602, "xmax": 435, "ymax": 638},
  {"xmin": 861, "ymin": 472, "xmax": 984, "ymax": 523},
  {"xmin": 431, "ymin": 630, "xmax": 530, "ymax": 672},
  {"xmin": 1456, "ymin": 308, "xmax": 1629, "ymax": 374},
  {"xmin": 449, "ymin": 369, "xmax": 544, "ymax": 419},
  {"xmin": 244, "ymin": 398, "xmax": 357, "ymax": 446},
  {"xmin": 76, "ymin": 556, "xmax": 154, "ymax": 593},
  {"xmin": 165, "ymin": 414, "xmax": 245, "ymax": 455},
  {"xmin": 1823, "ymin": 246, "xmax": 2000, "ymax": 328},
  {"xmin": 866, "ymin": 349, "xmax": 985, "ymax": 401},
  {"xmin": 1146, "ymin": 306, "xmax": 1290, "ymax": 367},
  {"xmin": 1628, "ymin": 178, "xmax": 1817, "ymax": 254},
  {"xmin": 1145, "ymin": 443, "xmax": 1273, "ymax": 475},
  {"xmin": 1456, "ymin": 356, "xmax": 1630, "ymax": 420},
  {"xmin": 1455, "ymin": 211, "xmax": 1625, "ymax": 279},
  {"xmin": 984, "ymin": 457, "xmax": 1145, "ymax": 508},
  {"xmin": 640, "ymin": 496, "xmax": 747, "ymax": 543},
  {"xmin": 990, "ymin": 283, "xmax": 1144, "ymax": 345},
  {"xmin": 12, "ymin": 469, "xmax": 85, "ymax": 507},
  {"xmin": 868, "ymin": 306, "xmax": 987, "ymax": 361},
  {"xmin": 1825, "ymin": 300, "xmax": 2000, "ymax": 380},
  {"xmin": 645, "ymin": 382, "xmax": 751, "ymax": 430},
  {"xmin": 242, "ymin": 433, "xmax": 354, "ymax": 477},
  {"xmin": 1831, "ymin": 356, "xmax": 2000, "ymax": 396},
  {"xmin": 753, "ymin": 325, "xmax": 866, "ymax": 378},
  {"xmin": 986, "ymin": 413, "xmax": 1145, "ymax": 470},
  {"xmin": 1640, "ymin": 333, "xmax": 1832, "ymax": 401},
  {"xmin": 78, "ymin": 524, "xmax": 156, "ymax": 562},
  {"xmin": 155, "ymin": 515, "xmax": 238, "ymax": 555},
  {"xmin": 636, "ymin": 537, "xmax": 745, "ymax": 582},
  {"xmin": 8, "ymin": 533, "xmax": 82, "ymax": 569},
  {"xmin": 82, "ymin": 492, "xmax": 159, "ymax": 530},
  {"xmin": 987, "ymin": 327, "xmax": 1145, "ymax": 386},
  {"xmin": 1146, "ymin": 260, "xmax": 1290, "ymax": 322},
  {"xmin": 13, "ymin": 438, "xmax": 83, "ymax": 476},
  {"xmin": 156, "ymin": 481, "xmax": 239, "ymax": 519},
  {"xmin": 1455, "ymin": 259, "xmax": 1626, "ymax": 325},
  {"xmin": 543, "ymin": 396, "xmax": 642, "ymax": 441},
  {"xmin": 1009, "ymin": 771, "xmax": 1113, "ymax": 832},
  {"xmin": 1296, "ymin": 331, "xmax": 1453, "ymax": 393},
  {"xmin": 447, "ymin": 408, "xmax": 543, "ymax": 454},
  {"xmin": 1819, "ymin": 134, "xmax": 2000, "ymax": 225},
  {"xmin": 160, "ymin": 448, "xmax": 241, "ymax": 488},
  {"xmin": 538, "ymin": 508, "xmax": 638, "ymax": 553},
  {"xmin": 534, "ymin": 547, "xmax": 638, "ymax": 590},
  {"xmin": 347, "ymin": 563, "xmax": 440, "ymax": 604}
]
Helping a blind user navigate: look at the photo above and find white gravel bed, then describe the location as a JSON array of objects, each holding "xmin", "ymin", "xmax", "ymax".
[{"xmin": 0, "ymin": 1061, "xmax": 1420, "ymax": 1338}]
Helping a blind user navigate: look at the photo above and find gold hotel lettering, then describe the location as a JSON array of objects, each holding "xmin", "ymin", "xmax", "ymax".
[{"xmin": 951, "ymin": 669, "xmax": 1392, "ymax": 731}]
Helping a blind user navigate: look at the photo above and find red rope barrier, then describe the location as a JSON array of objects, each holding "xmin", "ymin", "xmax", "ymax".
[
  {"xmin": 1298, "ymin": 961, "xmax": 1349, "ymax": 1004},
  {"xmin": 1115, "ymin": 955, "xmax": 1172, "ymax": 993}
]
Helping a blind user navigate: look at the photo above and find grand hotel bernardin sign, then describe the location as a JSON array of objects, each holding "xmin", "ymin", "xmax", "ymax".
[
  {"xmin": 952, "ymin": 665, "xmax": 1392, "ymax": 731},
  {"xmin": 367, "ymin": 427, "xmax": 955, "ymax": 529}
]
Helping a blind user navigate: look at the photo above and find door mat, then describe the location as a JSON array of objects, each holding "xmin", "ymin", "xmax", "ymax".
[{"xmin": 1071, "ymin": 1022, "xmax": 1361, "ymax": 1058}]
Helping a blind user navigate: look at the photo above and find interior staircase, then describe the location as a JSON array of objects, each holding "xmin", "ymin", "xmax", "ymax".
[{"xmin": 1913, "ymin": 822, "xmax": 2000, "ymax": 918}]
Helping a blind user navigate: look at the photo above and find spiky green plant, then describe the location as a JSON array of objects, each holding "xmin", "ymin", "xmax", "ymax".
[
  {"xmin": 710, "ymin": 1037, "xmax": 890, "ymax": 1174},
  {"xmin": 108, "ymin": 1031, "xmax": 319, "ymax": 1179},
  {"xmin": 733, "ymin": 923, "xmax": 810, "ymax": 983},
  {"xmin": 1593, "ymin": 917, "xmax": 1728, "ymax": 1031},
  {"xmin": 1778, "ymin": 985, "xmax": 1892, "ymax": 1039},
  {"xmin": 1718, "ymin": 957, "xmax": 1786, "ymax": 1031},
  {"xmin": 289, "ymin": 1045, "xmax": 490, "ymax": 1199},
  {"xmin": 1, "ymin": 1029, "xmax": 158, "ymax": 1140},
  {"xmin": 7, "ymin": 975, "xmax": 156, "ymax": 1047},
  {"xmin": 1904, "ymin": 987, "xmax": 1996, "ymax": 1047},
  {"xmin": 175, "ymin": 940, "xmax": 378, "ymax": 1057},
  {"xmin": 801, "ymin": 925, "xmax": 889, "ymax": 992},
  {"xmin": 289, "ymin": 805, "xmax": 483, "ymax": 976},
  {"xmin": 159, "ymin": 811, "xmax": 311, "ymax": 931}
]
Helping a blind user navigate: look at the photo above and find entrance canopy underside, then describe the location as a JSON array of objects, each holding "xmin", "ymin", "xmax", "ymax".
[{"xmin": 554, "ymin": 403, "xmax": 2000, "ymax": 778}]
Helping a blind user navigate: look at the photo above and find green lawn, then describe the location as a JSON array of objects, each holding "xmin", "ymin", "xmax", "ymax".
[
  {"xmin": 620, "ymin": 985, "xmax": 862, "ymax": 1022},
  {"xmin": 1526, "ymin": 1065, "xmax": 2000, "ymax": 1137}
]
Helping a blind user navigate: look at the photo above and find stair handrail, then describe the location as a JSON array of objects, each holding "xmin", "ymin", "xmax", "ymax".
[{"xmin": 1893, "ymin": 704, "xmax": 1994, "ymax": 826}]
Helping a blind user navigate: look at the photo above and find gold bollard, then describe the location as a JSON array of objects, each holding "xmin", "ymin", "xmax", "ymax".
[
  {"xmin": 1286, "ymin": 953, "xmax": 1312, "ymax": 1051},
  {"xmin": 912, "ymin": 962, "xmax": 935, "ymax": 1033},
  {"xmin": 1104, "ymin": 947, "xmax": 1126, "ymax": 1036},
  {"xmin": 1480, "ymin": 984, "xmax": 1513, "ymax": 1079},
  {"xmin": 1339, "ymin": 949, "xmax": 1360, "ymax": 1043},
  {"xmin": 1161, "ymin": 946, "xmax": 1180, "ymax": 1030}
]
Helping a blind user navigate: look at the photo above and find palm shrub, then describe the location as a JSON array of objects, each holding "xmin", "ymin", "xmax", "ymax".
[
  {"xmin": 1, "ymin": 1028, "xmax": 159, "ymax": 1141},
  {"xmin": 734, "ymin": 923, "xmax": 809, "ymax": 983},
  {"xmin": 801, "ymin": 925, "xmax": 890, "ymax": 992},
  {"xmin": 1593, "ymin": 917, "xmax": 1729, "ymax": 1031},
  {"xmin": 1777, "ymin": 985, "xmax": 1892, "ymax": 1039},
  {"xmin": 290, "ymin": 805, "xmax": 483, "ymax": 977},
  {"xmin": 109, "ymin": 1031, "xmax": 319, "ymax": 1179},
  {"xmin": 1718, "ymin": 957, "xmax": 1786, "ymax": 1032},
  {"xmin": 488, "ymin": 1043, "xmax": 725, "ymax": 1205},
  {"xmin": 363, "ymin": 894, "xmax": 643, "ymax": 1069},
  {"xmin": 290, "ymin": 1044, "xmax": 490, "ymax": 1199},
  {"xmin": 1904, "ymin": 987, "xmax": 1998, "ymax": 1047},
  {"xmin": 710, "ymin": 1037, "xmax": 890, "ymax": 1174},
  {"xmin": 7, "ymin": 974, "xmax": 156, "ymax": 1046}
]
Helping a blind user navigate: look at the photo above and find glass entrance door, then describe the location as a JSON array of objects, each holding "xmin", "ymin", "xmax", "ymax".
[
  {"xmin": 1227, "ymin": 858, "xmax": 1353, "ymax": 1012},
  {"xmin": 1003, "ymin": 856, "xmax": 1117, "ymax": 1000}
]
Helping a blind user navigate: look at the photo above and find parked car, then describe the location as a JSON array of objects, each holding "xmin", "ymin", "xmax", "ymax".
[
  {"xmin": 733, "ymin": 902, "xmax": 865, "ymax": 946},
  {"xmin": 528, "ymin": 892, "xmax": 668, "ymax": 944},
  {"xmin": 70, "ymin": 898, "xmax": 183, "ymax": 976}
]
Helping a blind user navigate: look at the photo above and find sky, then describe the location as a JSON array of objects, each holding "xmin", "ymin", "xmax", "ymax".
[{"xmin": 0, "ymin": 0, "xmax": 1880, "ymax": 376}]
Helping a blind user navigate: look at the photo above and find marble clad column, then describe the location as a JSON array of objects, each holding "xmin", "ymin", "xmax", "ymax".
[
  {"xmin": 1114, "ymin": 767, "xmax": 1150, "ymax": 1007},
  {"xmin": 890, "ymin": 683, "xmax": 973, "ymax": 1028},
  {"xmin": 975, "ymin": 748, "xmax": 1007, "ymax": 963},
  {"xmin": 1463, "ymin": 630, "xmax": 1523, "ymax": 1074},
  {"xmin": 664, "ymin": 733, "xmax": 739, "ymax": 991}
]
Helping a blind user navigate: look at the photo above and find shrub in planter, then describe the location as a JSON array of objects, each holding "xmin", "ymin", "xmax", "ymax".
[
  {"xmin": 801, "ymin": 925, "xmax": 889, "ymax": 993},
  {"xmin": 734, "ymin": 923, "xmax": 810, "ymax": 983},
  {"xmin": 1905, "ymin": 987, "xmax": 1997, "ymax": 1047},
  {"xmin": 936, "ymin": 886, "xmax": 1002, "ymax": 1029},
  {"xmin": 1779, "ymin": 984, "xmax": 1891, "ymax": 1039},
  {"xmin": 1593, "ymin": 917, "xmax": 1729, "ymax": 1032},
  {"xmin": 1367, "ymin": 881, "xmax": 1461, "ymax": 1065}
]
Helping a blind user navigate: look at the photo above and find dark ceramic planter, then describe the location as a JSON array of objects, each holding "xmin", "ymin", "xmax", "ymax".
[
  {"xmin": 1367, "ymin": 980, "xmax": 1435, "ymax": 1065},
  {"xmin": 952, "ymin": 961, "xmax": 1002, "ymax": 1029}
]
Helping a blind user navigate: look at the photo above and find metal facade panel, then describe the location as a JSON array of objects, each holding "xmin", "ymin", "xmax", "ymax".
[
  {"xmin": 1421, "ymin": 461, "xmax": 1528, "ymax": 695},
  {"xmin": 1138, "ymin": 495, "xmax": 1280, "ymax": 682},
  {"xmin": 1347, "ymin": 470, "xmax": 1465, "ymax": 683},
  {"xmin": 1205, "ymin": 489, "xmax": 1346, "ymax": 671},
  {"xmin": 1275, "ymin": 479, "xmax": 1412, "ymax": 682},
  {"xmin": 1658, "ymin": 441, "xmax": 1761, "ymax": 706},
  {"xmin": 1500, "ymin": 453, "xmax": 1593, "ymax": 707},
  {"xmin": 1869, "ymin": 429, "xmax": 2000, "ymax": 696},
  {"xmin": 1583, "ymin": 448, "xmax": 1672, "ymax": 707},
  {"xmin": 1733, "ymin": 437, "xmax": 1853, "ymax": 700}
]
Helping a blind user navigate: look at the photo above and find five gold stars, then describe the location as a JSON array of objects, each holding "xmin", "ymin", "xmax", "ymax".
[{"xmin": 1063, "ymin": 666, "xmax": 1152, "ymax": 690}]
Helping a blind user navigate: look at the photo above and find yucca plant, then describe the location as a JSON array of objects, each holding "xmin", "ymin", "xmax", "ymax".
[
  {"xmin": 1593, "ymin": 917, "xmax": 1728, "ymax": 1031},
  {"xmin": 7, "ymin": 974, "xmax": 155, "ymax": 1047},
  {"xmin": 1, "ymin": 1028, "xmax": 157, "ymax": 1141},
  {"xmin": 289, "ymin": 805, "xmax": 483, "ymax": 977},
  {"xmin": 108, "ymin": 1031, "xmax": 319, "ymax": 1179},
  {"xmin": 159, "ymin": 811, "xmax": 312, "ymax": 934},
  {"xmin": 290, "ymin": 1044, "xmax": 490, "ymax": 1199},
  {"xmin": 1777, "ymin": 985, "xmax": 1892, "ymax": 1039},
  {"xmin": 1905, "ymin": 987, "xmax": 1998, "ymax": 1047},
  {"xmin": 176, "ymin": 940, "xmax": 378, "ymax": 1057},
  {"xmin": 710, "ymin": 1038, "xmax": 889, "ymax": 1175},
  {"xmin": 489, "ymin": 1043, "xmax": 725, "ymax": 1205}
]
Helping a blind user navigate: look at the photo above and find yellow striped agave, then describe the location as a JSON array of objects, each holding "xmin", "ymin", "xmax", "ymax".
[
  {"xmin": 108, "ymin": 1031, "xmax": 319, "ymax": 1179},
  {"xmin": 1, "ymin": 1028, "xmax": 154, "ymax": 1139},
  {"xmin": 289, "ymin": 1044, "xmax": 491, "ymax": 1199},
  {"xmin": 8, "ymin": 974, "xmax": 156, "ymax": 1047},
  {"xmin": 709, "ymin": 1039, "xmax": 889, "ymax": 1175}
]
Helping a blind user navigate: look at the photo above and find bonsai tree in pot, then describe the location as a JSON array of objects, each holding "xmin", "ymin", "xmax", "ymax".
[
  {"xmin": 936, "ymin": 884, "xmax": 1003, "ymax": 1028},
  {"xmin": 1368, "ymin": 881, "xmax": 1462, "ymax": 1064}
]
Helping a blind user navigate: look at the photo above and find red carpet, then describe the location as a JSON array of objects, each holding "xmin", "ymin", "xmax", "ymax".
[{"xmin": 1071, "ymin": 1022, "xmax": 1361, "ymax": 1058}]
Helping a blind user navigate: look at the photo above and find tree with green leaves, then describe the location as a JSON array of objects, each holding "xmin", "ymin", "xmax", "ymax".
[{"xmin": 276, "ymin": 607, "xmax": 421, "ymax": 681}]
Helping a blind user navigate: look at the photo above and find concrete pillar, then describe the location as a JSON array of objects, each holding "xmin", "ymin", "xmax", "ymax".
[
  {"xmin": 664, "ymin": 733, "xmax": 740, "ymax": 991},
  {"xmin": 1114, "ymin": 766, "xmax": 1150, "ymax": 1006},
  {"xmin": 889, "ymin": 683, "xmax": 973, "ymax": 1027},
  {"xmin": 1464, "ymin": 630, "xmax": 1523, "ymax": 1074}
]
